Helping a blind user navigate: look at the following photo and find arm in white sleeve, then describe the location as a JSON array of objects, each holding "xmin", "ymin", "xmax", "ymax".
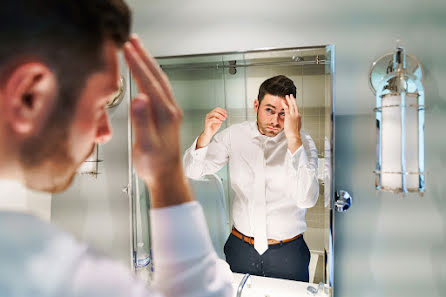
[
  {"xmin": 183, "ymin": 128, "xmax": 231, "ymax": 179},
  {"xmin": 69, "ymin": 202, "xmax": 232, "ymax": 297},
  {"xmin": 150, "ymin": 202, "xmax": 233, "ymax": 297},
  {"xmin": 71, "ymin": 253, "xmax": 163, "ymax": 297},
  {"xmin": 286, "ymin": 131, "xmax": 319, "ymax": 208}
]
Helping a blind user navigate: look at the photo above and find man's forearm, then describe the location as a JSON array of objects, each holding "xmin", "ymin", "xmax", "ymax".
[
  {"xmin": 147, "ymin": 166, "xmax": 194, "ymax": 209},
  {"xmin": 196, "ymin": 131, "xmax": 213, "ymax": 149},
  {"xmin": 287, "ymin": 136, "xmax": 303, "ymax": 154}
]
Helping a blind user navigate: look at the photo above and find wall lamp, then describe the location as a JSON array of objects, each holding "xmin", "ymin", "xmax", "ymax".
[{"xmin": 369, "ymin": 44, "xmax": 425, "ymax": 194}]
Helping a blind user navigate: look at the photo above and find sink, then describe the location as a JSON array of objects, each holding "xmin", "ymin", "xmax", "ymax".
[{"xmin": 231, "ymin": 273, "xmax": 329, "ymax": 297}]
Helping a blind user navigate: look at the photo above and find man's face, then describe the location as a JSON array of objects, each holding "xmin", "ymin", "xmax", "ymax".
[
  {"xmin": 68, "ymin": 40, "xmax": 119, "ymax": 162},
  {"xmin": 254, "ymin": 93, "xmax": 286, "ymax": 137},
  {"xmin": 23, "ymin": 41, "xmax": 120, "ymax": 193}
]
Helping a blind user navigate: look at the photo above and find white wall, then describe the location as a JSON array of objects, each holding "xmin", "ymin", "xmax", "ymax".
[{"xmin": 127, "ymin": 0, "xmax": 446, "ymax": 296}]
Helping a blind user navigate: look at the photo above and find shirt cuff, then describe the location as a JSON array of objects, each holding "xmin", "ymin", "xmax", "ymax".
[
  {"xmin": 190, "ymin": 137, "xmax": 208, "ymax": 160},
  {"xmin": 150, "ymin": 201, "xmax": 214, "ymax": 265},
  {"xmin": 287, "ymin": 145, "xmax": 309, "ymax": 169}
]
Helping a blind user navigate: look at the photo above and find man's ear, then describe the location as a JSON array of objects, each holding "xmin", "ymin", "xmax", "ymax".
[
  {"xmin": 253, "ymin": 99, "xmax": 259, "ymax": 113},
  {"xmin": 3, "ymin": 62, "xmax": 57, "ymax": 136}
]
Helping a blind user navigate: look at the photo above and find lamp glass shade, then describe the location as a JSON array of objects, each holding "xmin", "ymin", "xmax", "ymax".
[{"xmin": 380, "ymin": 94, "xmax": 419, "ymax": 191}]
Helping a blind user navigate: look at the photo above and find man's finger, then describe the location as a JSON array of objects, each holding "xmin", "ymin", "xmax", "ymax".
[
  {"xmin": 289, "ymin": 94, "xmax": 299, "ymax": 115},
  {"xmin": 214, "ymin": 107, "xmax": 228, "ymax": 116},
  {"xmin": 127, "ymin": 35, "xmax": 176, "ymax": 106},
  {"xmin": 208, "ymin": 114, "xmax": 226, "ymax": 122},
  {"xmin": 209, "ymin": 114, "xmax": 226, "ymax": 121},
  {"xmin": 123, "ymin": 42, "xmax": 175, "ymax": 115},
  {"xmin": 131, "ymin": 94, "xmax": 157, "ymax": 151},
  {"xmin": 285, "ymin": 95, "xmax": 293, "ymax": 115},
  {"xmin": 281, "ymin": 101, "xmax": 291, "ymax": 125},
  {"xmin": 285, "ymin": 96, "xmax": 296, "ymax": 116},
  {"xmin": 210, "ymin": 110, "xmax": 227, "ymax": 120},
  {"xmin": 289, "ymin": 95, "xmax": 297, "ymax": 115},
  {"xmin": 212, "ymin": 110, "xmax": 227, "ymax": 118},
  {"xmin": 281, "ymin": 100, "xmax": 290, "ymax": 115}
]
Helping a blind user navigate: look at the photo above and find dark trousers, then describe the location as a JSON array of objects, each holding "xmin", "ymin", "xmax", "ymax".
[{"xmin": 224, "ymin": 233, "xmax": 310, "ymax": 282}]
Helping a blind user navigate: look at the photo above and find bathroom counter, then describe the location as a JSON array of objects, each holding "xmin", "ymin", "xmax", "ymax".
[{"xmin": 231, "ymin": 272, "xmax": 329, "ymax": 297}]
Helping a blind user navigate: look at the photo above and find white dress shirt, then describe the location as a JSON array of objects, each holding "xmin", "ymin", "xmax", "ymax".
[
  {"xmin": 0, "ymin": 178, "xmax": 52, "ymax": 221},
  {"xmin": 183, "ymin": 121, "xmax": 319, "ymax": 241},
  {"xmin": 0, "ymin": 179, "xmax": 233, "ymax": 297}
]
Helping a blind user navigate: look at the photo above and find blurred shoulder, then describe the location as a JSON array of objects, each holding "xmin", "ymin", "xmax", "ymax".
[{"xmin": 0, "ymin": 212, "xmax": 88, "ymax": 296}]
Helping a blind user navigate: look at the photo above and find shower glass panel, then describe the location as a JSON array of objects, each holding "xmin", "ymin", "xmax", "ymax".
[
  {"xmin": 128, "ymin": 79, "xmax": 153, "ymax": 282},
  {"xmin": 129, "ymin": 45, "xmax": 334, "ymax": 293}
]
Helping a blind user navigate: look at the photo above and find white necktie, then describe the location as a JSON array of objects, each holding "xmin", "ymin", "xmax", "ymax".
[{"xmin": 253, "ymin": 141, "xmax": 268, "ymax": 255}]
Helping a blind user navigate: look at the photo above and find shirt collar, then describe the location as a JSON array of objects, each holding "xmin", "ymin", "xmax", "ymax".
[
  {"xmin": 249, "ymin": 121, "xmax": 285, "ymax": 143},
  {"xmin": 0, "ymin": 178, "xmax": 30, "ymax": 213},
  {"xmin": 0, "ymin": 178, "xmax": 52, "ymax": 222}
]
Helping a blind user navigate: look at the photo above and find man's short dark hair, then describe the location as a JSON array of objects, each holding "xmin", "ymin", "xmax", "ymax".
[
  {"xmin": 0, "ymin": 0, "xmax": 131, "ymax": 167},
  {"xmin": 0, "ymin": 0, "xmax": 130, "ymax": 69},
  {"xmin": 257, "ymin": 75, "xmax": 297, "ymax": 104},
  {"xmin": 0, "ymin": 0, "xmax": 131, "ymax": 110}
]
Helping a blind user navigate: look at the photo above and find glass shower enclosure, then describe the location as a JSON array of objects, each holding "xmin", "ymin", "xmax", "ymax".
[{"xmin": 129, "ymin": 45, "xmax": 335, "ymax": 289}]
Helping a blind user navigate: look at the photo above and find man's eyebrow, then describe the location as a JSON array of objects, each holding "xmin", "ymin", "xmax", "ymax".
[{"xmin": 264, "ymin": 104, "xmax": 285, "ymax": 111}]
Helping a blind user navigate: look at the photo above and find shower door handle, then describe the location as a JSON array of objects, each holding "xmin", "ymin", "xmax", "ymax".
[{"xmin": 335, "ymin": 190, "xmax": 352, "ymax": 212}]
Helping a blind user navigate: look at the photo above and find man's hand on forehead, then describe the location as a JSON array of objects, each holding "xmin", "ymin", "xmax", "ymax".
[
  {"xmin": 281, "ymin": 94, "xmax": 302, "ymax": 153},
  {"xmin": 123, "ymin": 34, "xmax": 183, "ymax": 186}
]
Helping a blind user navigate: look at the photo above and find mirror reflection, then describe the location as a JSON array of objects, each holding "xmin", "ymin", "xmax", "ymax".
[{"xmin": 130, "ymin": 46, "xmax": 333, "ymax": 287}]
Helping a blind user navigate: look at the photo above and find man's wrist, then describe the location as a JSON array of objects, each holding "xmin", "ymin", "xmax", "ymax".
[
  {"xmin": 287, "ymin": 135, "xmax": 303, "ymax": 154},
  {"xmin": 286, "ymin": 133, "xmax": 302, "ymax": 143},
  {"xmin": 147, "ymin": 167, "xmax": 194, "ymax": 208},
  {"xmin": 196, "ymin": 131, "xmax": 213, "ymax": 149}
]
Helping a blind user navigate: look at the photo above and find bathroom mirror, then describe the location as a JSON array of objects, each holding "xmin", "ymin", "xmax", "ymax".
[{"xmin": 129, "ymin": 45, "xmax": 334, "ymax": 293}]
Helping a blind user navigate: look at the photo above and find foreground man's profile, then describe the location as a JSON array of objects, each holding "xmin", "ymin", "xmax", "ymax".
[{"xmin": 0, "ymin": 0, "xmax": 232, "ymax": 296}]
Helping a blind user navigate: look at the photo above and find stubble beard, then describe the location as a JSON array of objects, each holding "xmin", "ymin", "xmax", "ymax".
[
  {"xmin": 19, "ymin": 124, "xmax": 75, "ymax": 193},
  {"xmin": 256, "ymin": 110, "xmax": 282, "ymax": 137},
  {"xmin": 19, "ymin": 81, "xmax": 85, "ymax": 193}
]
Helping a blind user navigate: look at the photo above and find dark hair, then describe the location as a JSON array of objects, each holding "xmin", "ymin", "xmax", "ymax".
[
  {"xmin": 257, "ymin": 75, "xmax": 297, "ymax": 104},
  {"xmin": 0, "ymin": 0, "xmax": 131, "ymax": 167},
  {"xmin": 0, "ymin": 0, "xmax": 130, "ymax": 67},
  {"xmin": 0, "ymin": 0, "xmax": 131, "ymax": 105}
]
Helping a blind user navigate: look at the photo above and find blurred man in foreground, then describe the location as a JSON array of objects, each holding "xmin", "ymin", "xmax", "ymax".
[{"xmin": 0, "ymin": 1, "xmax": 232, "ymax": 296}]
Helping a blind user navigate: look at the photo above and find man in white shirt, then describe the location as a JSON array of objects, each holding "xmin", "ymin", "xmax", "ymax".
[
  {"xmin": 184, "ymin": 75, "xmax": 319, "ymax": 281},
  {"xmin": 0, "ymin": 1, "xmax": 232, "ymax": 296}
]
